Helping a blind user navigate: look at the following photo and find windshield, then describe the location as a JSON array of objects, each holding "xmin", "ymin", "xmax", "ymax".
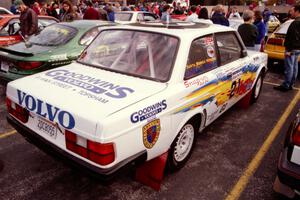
[
  {"xmin": 115, "ymin": 13, "xmax": 133, "ymax": 21},
  {"xmin": 29, "ymin": 24, "xmax": 77, "ymax": 46},
  {"xmin": 78, "ymin": 30, "xmax": 178, "ymax": 82},
  {"xmin": 275, "ymin": 20, "xmax": 292, "ymax": 34}
]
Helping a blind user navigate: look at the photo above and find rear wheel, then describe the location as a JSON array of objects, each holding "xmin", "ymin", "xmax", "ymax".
[{"xmin": 167, "ymin": 122, "xmax": 196, "ymax": 171}]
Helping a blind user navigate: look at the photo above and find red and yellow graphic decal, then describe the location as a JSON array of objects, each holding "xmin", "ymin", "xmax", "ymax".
[{"xmin": 176, "ymin": 64, "xmax": 259, "ymax": 114}]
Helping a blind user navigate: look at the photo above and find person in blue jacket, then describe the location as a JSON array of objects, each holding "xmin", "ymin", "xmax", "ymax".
[
  {"xmin": 211, "ymin": 4, "xmax": 229, "ymax": 26},
  {"xmin": 253, "ymin": 10, "xmax": 266, "ymax": 51}
]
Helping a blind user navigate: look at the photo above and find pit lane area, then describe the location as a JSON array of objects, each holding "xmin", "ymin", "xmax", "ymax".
[{"xmin": 0, "ymin": 69, "xmax": 299, "ymax": 200}]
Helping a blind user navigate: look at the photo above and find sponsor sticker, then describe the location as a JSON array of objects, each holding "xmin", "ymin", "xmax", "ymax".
[
  {"xmin": 130, "ymin": 100, "xmax": 167, "ymax": 123},
  {"xmin": 184, "ymin": 76, "xmax": 209, "ymax": 88},
  {"xmin": 44, "ymin": 69, "xmax": 134, "ymax": 99},
  {"xmin": 17, "ymin": 89, "xmax": 75, "ymax": 129},
  {"xmin": 50, "ymin": 54, "xmax": 67, "ymax": 61},
  {"xmin": 143, "ymin": 119, "xmax": 160, "ymax": 149},
  {"xmin": 206, "ymin": 46, "xmax": 215, "ymax": 58}
]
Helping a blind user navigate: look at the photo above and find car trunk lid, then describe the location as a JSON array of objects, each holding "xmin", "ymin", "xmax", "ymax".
[{"xmin": 6, "ymin": 63, "xmax": 167, "ymax": 137}]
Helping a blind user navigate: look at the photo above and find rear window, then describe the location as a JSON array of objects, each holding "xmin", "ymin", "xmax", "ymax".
[
  {"xmin": 78, "ymin": 30, "xmax": 178, "ymax": 82},
  {"xmin": 39, "ymin": 19, "xmax": 58, "ymax": 27},
  {"xmin": 275, "ymin": 20, "xmax": 292, "ymax": 34},
  {"xmin": 115, "ymin": 13, "xmax": 133, "ymax": 21},
  {"xmin": 29, "ymin": 24, "xmax": 77, "ymax": 46}
]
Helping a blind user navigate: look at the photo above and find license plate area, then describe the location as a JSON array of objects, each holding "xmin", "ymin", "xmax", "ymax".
[
  {"xmin": 36, "ymin": 117, "xmax": 58, "ymax": 139},
  {"xmin": 0, "ymin": 61, "xmax": 9, "ymax": 72}
]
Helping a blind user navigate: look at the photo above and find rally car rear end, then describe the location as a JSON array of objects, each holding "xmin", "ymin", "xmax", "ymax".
[
  {"xmin": 4, "ymin": 64, "xmax": 166, "ymax": 179},
  {"xmin": 274, "ymin": 110, "xmax": 300, "ymax": 198}
]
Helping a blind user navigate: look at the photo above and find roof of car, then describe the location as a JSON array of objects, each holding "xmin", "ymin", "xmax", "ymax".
[
  {"xmin": 0, "ymin": 15, "xmax": 59, "ymax": 21},
  {"xmin": 59, "ymin": 20, "xmax": 115, "ymax": 30},
  {"xmin": 104, "ymin": 21, "xmax": 234, "ymax": 37},
  {"xmin": 0, "ymin": 7, "xmax": 13, "ymax": 15},
  {"xmin": 116, "ymin": 11, "xmax": 152, "ymax": 14}
]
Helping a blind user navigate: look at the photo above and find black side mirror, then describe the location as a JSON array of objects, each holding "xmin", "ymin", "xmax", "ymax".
[{"xmin": 242, "ymin": 49, "xmax": 248, "ymax": 57}]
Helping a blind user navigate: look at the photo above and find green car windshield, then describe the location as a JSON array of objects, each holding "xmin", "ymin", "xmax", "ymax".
[
  {"xmin": 78, "ymin": 30, "xmax": 178, "ymax": 82},
  {"xmin": 29, "ymin": 24, "xmax": 77, "ymax": 46}
]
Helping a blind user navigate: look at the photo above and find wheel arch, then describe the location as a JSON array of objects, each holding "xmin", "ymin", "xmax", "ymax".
[{"xmin": 172, "ymin": 111, "xmax": 205, "ymax": 144}]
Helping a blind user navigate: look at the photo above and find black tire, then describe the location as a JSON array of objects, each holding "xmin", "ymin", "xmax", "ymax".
[
  {"xmin": 167, "ymin": 122, "xmax": 196, "ymax": 171},
  {"xmin": 250, "ymin": 72, "xmax": 263, "ymax": 104}
]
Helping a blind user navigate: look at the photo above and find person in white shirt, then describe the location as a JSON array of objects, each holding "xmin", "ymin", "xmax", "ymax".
[
  {"xmin": 229, "ymin": 7, "xmax": 241, "ymax": 19},
  {"xmin": 185, "ymin": 6, "xmax": 198, "ymax": 22}
]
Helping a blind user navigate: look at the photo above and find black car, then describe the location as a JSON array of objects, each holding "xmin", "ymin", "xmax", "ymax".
[{"xmin": 274, "ymin": 109, "xmax": 300, "ymax": 198}]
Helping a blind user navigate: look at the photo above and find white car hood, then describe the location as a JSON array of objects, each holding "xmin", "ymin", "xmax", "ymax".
[{"xmin": 6, "ymin": 63, "xmax": 167, "ymax": 136}]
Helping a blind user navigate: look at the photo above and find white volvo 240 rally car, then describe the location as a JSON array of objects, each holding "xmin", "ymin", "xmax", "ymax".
[{"xmin": 6, "ymin": 22, "xmax": 268, "ymax": 177}]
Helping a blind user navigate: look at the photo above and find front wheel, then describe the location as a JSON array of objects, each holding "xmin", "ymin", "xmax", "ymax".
[
  {"xmin": 251, "ymin": 72, "xmax": 263, "ymax": 104},
  {"xmin": 167, "ymin": 123, "xmax": 196, "ymax": 171}
]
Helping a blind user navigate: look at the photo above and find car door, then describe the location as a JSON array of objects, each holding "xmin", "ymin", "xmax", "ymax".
[
  {"xmin": 181, "ymin": 34, "xmax": 226, "ymax": 125},
  {"xmin": 214, "ymin": 31, "xmax": 251, "ymax": 110}
]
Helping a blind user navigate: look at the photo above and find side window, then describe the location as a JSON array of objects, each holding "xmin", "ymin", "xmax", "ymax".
[
  {"xmin": 79, "ymin": 27, "xmax": 101, "ymax": 46},
  {"xmin": 215, "ymin": 32, "xmax": 242, "ymax": 65},
  {"xmin": 0, "ymin": 24, "xmax": 9, "ymax": 36},
  {"xmin": 184, "ymin": 35, "xmax": 218, "ymax": 80},
  {"xmin": 144, "ymin": 13, "xmax": 157, "ymax": 21},
  {"xmin": 0, "ymin": 19, "xmax": 20, "ymax": 36}
]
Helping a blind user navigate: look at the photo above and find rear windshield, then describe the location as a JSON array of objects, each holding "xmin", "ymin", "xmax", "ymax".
[
  {"xmin": 78, "ymin": 30, "xmax": 178, "ymax": 82},
  {"xmin": 39, "ymin": 19, "xmax": 58, "ymax": 27},
  {"xmin": 275, "ymin": 20, "xmax": 292, "ymax": 34},
  {"xmin": 29, "ymin": 24, "xmax": 77, "ymax": 46},
  {"xmin": 115, "ymin": 13, "xmax": 133, "ymax": 21}
]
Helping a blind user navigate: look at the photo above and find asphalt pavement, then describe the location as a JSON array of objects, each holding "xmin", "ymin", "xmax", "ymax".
[{"xmin": 0, "ymin": 69, "xmax": 299, "ymax": 200}]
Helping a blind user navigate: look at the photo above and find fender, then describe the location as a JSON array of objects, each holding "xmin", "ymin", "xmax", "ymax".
[
  {"xmin": 171, "ymin": 109, "xmax": 205, "ymax": 144},
  {"xmin": 250, "ymin": 66, "xmax": 267, "ymax": 91}
]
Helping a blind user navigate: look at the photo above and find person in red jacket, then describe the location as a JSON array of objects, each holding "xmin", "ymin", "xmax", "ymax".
[{"xmin": 83, "ymin": 1, "xmax": 100, "ymax": 20}]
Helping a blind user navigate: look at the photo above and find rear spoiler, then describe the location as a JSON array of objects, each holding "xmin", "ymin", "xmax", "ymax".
[{"xmin": 0, "ymin": 46, "xmax": 34, "ymax": 57}]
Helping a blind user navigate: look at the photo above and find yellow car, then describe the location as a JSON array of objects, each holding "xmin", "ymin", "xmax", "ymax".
[
  {"xmin": 268, "ymin": 15, "xmax": 280, "ymax": 33},
  {"xmin": 264, "ymin": 19, "xmax": 300, "ymax": 64}
]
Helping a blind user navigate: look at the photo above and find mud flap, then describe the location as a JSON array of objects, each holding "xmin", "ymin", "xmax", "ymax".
[
  {"xmin": 237, "ymin": 91, "xmax": 252, "ymax": 108},
  {"xmin": 273, "ymin": 176, "xmax": 295, "ymax": 199},
  {"xmin": 135, "ymin": 151, "xmax": 168, "ymax": 191}
]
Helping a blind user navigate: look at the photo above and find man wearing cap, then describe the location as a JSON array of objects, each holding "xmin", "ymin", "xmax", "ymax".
[{"xmin": 15, "ymin": 0, "xmax": 38, "ymax": 38}]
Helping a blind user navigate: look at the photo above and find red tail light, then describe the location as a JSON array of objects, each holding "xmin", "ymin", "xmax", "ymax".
[
  {"xmin": 65, "ymin": 130, "xmax": 115, "ymax": 166},
  {"xmin": 292, "ymin": 125, "xmax": 300, "ymax": 146},
  {"xmin": 17, "ymin": 61, "xmax": 43, "ymax": 70},
  {"xmin": 6, "ymin": 97, "xmax": 29, "ymax": 123},
  {"xmin": 267, "ymin": 38, "xmax": 284, "ymax": 46}
]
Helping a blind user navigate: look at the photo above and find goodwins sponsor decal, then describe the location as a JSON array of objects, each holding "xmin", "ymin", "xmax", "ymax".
[
  {"xmin": 17, "ymin": 90, "xmax": 75, "ymax": 129},
  {"xmin": 45, "ymin": 69, "xmax": 134, "ymax": 99},
  {"xmin": 130, "ymin": 100, "xmax": 167, "ymax": 123}
]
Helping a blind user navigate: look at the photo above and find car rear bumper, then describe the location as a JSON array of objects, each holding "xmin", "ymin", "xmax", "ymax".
[
  {"xmin": 277, "ymin": 148, "xmax": 300, "ymax": 191},
  {"xmin": 264, "ymin": 49, "xmax": 285, "ymax": 60},
  {"xmin": 7, "ymin": 114, "xmax": 147, "ymax": 180}
]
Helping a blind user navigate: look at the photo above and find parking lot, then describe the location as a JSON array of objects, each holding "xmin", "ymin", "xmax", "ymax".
[{"xmin": 0, "ymin": 67, "xmax": 299, "ymax": 200}]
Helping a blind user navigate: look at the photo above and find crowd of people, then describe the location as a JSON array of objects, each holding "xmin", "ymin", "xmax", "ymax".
[
  {"xmin": 9, "ymin": 0, "xmax": 300, "ymax": 93},
  {"xmin": 9, "ymin": 0, "xmax": 288, "ymax": 51}
]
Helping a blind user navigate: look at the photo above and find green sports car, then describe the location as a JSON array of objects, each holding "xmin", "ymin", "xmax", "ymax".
[{"xmin": 0, "ymin": 20, "xmax": 114, "ymax": 85}]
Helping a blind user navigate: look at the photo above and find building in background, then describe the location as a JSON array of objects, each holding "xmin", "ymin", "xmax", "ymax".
[{"xmin": 0, "ymin": 0, "xmax": 11, "ymax": 9}]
